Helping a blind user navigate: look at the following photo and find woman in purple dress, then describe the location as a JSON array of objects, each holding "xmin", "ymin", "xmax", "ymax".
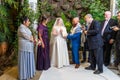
[{"xmin": 36, "ymin": 16, "xmax": 50, "ymax": 70}]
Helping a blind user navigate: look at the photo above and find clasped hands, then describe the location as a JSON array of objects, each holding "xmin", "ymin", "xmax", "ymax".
[
  {"xmin": 60, "ymin": 29, "xmax": 68, "ymax": 38},
  {"xmin": 30, "ymin": 36, "xmax": 42, "ymax": 46}
]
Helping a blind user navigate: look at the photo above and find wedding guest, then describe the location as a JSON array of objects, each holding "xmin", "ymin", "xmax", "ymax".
[
  {"xmin": 111, "ymin": 11, "xmax": 120, "ymax": 71},
  {"xmin": 84, "ymin": 14, "xmax": 103, "ymax": 74},
  {"xmin": 50, "ymin": 18, "xmax": 69, "ymax": 68},
  {"xmin": 101, "ymin": 11, "xmax": 117, "ymax": 66},
  {"xmin": 81, "ymin": 25, "xmax": 90, "ymax": 63},
  {"xmin": 18, "ymin": 16, "xmax": 35, "ymax": 80},
  {"xmin": 36, "ymin": 16, "xmax": 50, "ymax": 70}
]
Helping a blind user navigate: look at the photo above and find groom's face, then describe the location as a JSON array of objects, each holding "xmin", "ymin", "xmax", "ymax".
[{"xmin": 72, "ymin": 19, "xmax": 77, "ymax": 26}]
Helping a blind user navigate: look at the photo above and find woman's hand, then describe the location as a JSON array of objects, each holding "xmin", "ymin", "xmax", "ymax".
[
  {"xmin": 60, "ymin": 29, "xmax": 63, "ymax": 33},
  {"xmin": 38, "ymin": 39, "xmax": 42, "ymax": 46},
  {"xmin": 42, "ymin": 43, "xmax": 45, "ymax": 48},
  {"xmin": 52, "ymin": 28, "xmax": 59, "ymax": 36},
  {"xmin": 30, "ymin": 36, "xmax": 34, "ymax": 42}
]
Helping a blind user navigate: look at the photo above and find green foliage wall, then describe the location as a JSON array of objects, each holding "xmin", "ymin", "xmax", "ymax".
[
  {"xmin": 0, "ymin": 0, "xmax": 18, "ymax": 42},
  {"xmin": 37, "ymin": 0, "xmax": 109, "ymax": 24},
  {"xmin": 81, "ymin": 0, "xmax": 109, "ymax": 22}
]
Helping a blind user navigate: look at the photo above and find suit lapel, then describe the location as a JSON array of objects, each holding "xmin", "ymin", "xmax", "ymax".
[{"xmin": 88, "ymin": 20, "xmax": 94, "ymax": 30}]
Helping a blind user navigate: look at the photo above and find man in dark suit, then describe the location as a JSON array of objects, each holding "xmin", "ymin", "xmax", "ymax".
[
  {"xmin": 111, "ymin": 11, "xmax": 120, "ymax": 70},
  {"xmin": 101, "ymin": 11, "xmax": 117, "ymax": 66},
  {"xmin": 84, "ymin": 14, "xmax": 104, "ymax": 74}
]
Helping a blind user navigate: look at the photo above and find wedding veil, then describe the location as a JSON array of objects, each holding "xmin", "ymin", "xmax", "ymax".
[
  {"xmin": 53, "ymin": 18, "xmax": 65, "ymax": 28},
  {"xmin": 50, "ymin": 18, "xmax": 67, "ymax": 44}
]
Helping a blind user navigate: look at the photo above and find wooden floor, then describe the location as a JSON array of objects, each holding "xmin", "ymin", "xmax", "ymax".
[{"xmin": 0, "ymin": 66, "xmax": 42, "ymax": 80}]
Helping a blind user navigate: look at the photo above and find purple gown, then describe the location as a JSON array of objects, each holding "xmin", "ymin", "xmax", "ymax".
[{"xmin": 36, "ymin": 24, "xmax": 50, "ymax": 70}]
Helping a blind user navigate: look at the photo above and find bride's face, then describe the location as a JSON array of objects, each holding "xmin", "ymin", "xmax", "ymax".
[{"xmin": 56, "ymin": 19, "xmax": 63, "ymax": 26}]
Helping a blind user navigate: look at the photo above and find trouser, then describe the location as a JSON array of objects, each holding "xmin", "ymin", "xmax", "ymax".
[
  {"xmin": 89, "ymin": 47, "xmax": 103, "ymax": 72},
  {"xmin": 82, "ymin": 41, "xmax": 90, "ymax": 61},
  {"xmin": 103, "ymin": 42, "xmax": 113, "ymax": 66},
  {"xmin": 72, "ymin": 45, "xmax": 80, "ymax": 64},
  {"xmin": 114, "ymin": 42, "xmax": 120, "ymax": 66}
]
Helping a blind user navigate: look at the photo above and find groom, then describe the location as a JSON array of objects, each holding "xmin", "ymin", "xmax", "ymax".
[{"xmin": 67, "ymin": 17, "xmax": 82, "ymax": 68}]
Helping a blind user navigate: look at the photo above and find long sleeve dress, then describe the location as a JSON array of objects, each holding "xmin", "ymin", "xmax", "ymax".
[{"xmin": 18, "ymin": 24, "xmax": 35, "ymax": 80}]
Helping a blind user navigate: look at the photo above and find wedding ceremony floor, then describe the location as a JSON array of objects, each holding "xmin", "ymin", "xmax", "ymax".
[
  {"xmin": 0, "ymin": 63, "xmax": 120, "ymax": 80},
  {"xmin": 39, "ymin": 64, "xmax": 120, "ymax": 80}
]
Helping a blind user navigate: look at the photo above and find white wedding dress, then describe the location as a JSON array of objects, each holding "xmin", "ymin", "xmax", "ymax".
[{"xmin": 50, "ymin": 26, "xmax": 70, "ymax": 68}]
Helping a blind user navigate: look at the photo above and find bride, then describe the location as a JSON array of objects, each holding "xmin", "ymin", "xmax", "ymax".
[{"xmin": 50, "ymin": 18, "xmax": 70, "ymax": 68}]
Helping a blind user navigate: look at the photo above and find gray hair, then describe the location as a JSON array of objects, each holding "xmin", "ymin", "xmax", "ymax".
[
  {"xmin": 85, "ymin": 14, "xmax": 93, "ymax": 18},
  {"xmin": 73, "ymin": 17, "xmax": 79, "ymax": 22},
  {"xmin": 105, "ymin": 11, "xmax": 111, "ymax": 15}
]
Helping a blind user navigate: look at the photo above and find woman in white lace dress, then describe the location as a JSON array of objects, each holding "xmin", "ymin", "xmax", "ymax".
[{"xmin": 50, "ymin": 18, "xmax": 70, "ymax": 68}]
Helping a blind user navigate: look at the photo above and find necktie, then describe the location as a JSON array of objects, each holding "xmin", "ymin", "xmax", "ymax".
[{"xmin": 101, "ymin": 20, "xmax": 108, "ymax": 36}]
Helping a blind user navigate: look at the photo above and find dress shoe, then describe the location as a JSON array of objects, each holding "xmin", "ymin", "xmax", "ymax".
[
  {"xmin": 81, "ymin": 60, "xmax": 86, "ymax": 63},
  {"xmin": 104, "ymin": 63, "xmax": 109, "ymax": 66},
  {"xmin": 107, "ymin": 65, "xmax": 118, "ymax": 70},
  {"xmin": 85, "ymin": 66, "xmax": 95, "ymax": 70},
  {"xmin": 75, "ymin": 64, "xmax": 80, "ymax": 68},
  {"xmin": 70, "ymin": 61, "xmax": 75, "ymax": 64},
  {"xmin": 118, "ymin": 72, "xmax": 120, "ymax": 75},
  {"xmin": 93, "ymin": 70, "xmax": 103, "ymax": 74}
]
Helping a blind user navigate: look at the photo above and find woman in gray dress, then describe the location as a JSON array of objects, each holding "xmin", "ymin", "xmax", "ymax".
[{"xmin": 18, "ymin": 16, "xmax": 36, "ymax": 80}]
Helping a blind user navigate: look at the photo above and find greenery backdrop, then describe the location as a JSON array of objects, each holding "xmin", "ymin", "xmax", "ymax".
[{"xmin": 0, "ymin": 0, "xmax": 119, "ymax": 75}]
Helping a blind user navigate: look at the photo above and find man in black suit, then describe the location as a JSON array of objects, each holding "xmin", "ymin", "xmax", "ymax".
[
  {"xmin": 101, "ymin": 11, "xmax": 117, "ymax": 66},
  {"xmin": 111, "ymin": 11, "xmax": 120, "ymax": 70},
  {"xmin": 84, "ymin": 14, "xmax": 104, "ymax": 74}
]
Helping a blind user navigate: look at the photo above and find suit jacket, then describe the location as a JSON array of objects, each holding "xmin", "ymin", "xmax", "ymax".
[
  {"xmin": 67, "ymin": 23, "xmax": 82, "ymax": 47},
  {"xmin": 101, "ymin": 19, "xmax": 117, "ymax": 42},
  {"xmin": 87, "ymin": 20, "xmax": 103, "ymax": 50},
  {"xmin": 115, "ymin": 23, "xmax": 120, "ymax": 43}
]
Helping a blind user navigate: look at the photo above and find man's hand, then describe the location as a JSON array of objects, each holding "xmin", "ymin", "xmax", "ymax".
[
  {"xmin": 84, "ymin": 30, "xmax": 87, "ymax": 34},
  {"xmin": 109, "ymin": 39, "xmax": 114, "ymax": 44},
  {"xmin": 63, "ymin": 34, "xmax": 68, "ymax": 39},
  {"xmin": 113, "ymin": 26, "xmax": 119, "ymax": 31}
]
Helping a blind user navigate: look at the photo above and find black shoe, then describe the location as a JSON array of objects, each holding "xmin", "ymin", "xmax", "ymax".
[
  {"xmin": 88, "ymin": 60, "xmax": 90, "ymax": 63},
  {"xmin": 85, "ymin": 66, "xmax": 95, "ymax": 70},
  {"xmin": 75, "ymin": 64, "xmax": 80, "ymax": 68},
  {"xmin": 81, "ymin": 60, "xmax": 86, "ymax": 63},
  {"xmin": 104, "ymin": 63, "xmax": 109, "ymax": 66},
  {"xmin": 93, "ymin": 70, "xmax": 103, "ymax": 74}
]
